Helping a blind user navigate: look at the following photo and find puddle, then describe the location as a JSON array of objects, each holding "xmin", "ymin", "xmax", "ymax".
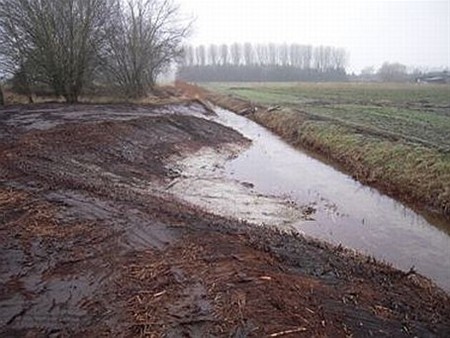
[
  {"xmin": 210, "ymin": 107, "xmax": 450, "ymax": 292},
  {"xmin": 165, "ymin": 145, "xmax": 307, "ymax": 229}
]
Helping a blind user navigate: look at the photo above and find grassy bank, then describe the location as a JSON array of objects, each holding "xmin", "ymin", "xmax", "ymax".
[{"xmin": 201, "ymin": 82, "xmax": 450, "ymax": 219}]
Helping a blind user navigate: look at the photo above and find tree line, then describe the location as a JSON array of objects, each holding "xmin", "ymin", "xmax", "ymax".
[
  {"xmin": 0, "ymin": 0, "xmax": 190, "ymax": 103},
  {"xmin": 359, "ymin": 62, "xmax": 421, "ymax": 83},
  {"xmin": 177, "ymin": 43, "xmax": 349, "ymax": 82}
]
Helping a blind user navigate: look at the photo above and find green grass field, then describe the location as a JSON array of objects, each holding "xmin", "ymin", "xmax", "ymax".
[{"xmin": 204, "ymin": 82, "xmax": 450, "ymax": 218}]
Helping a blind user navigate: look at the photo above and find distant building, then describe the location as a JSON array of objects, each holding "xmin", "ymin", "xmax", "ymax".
[{"xmin": 416, "ymin": 71, "xmax": 450, "ymax": 84}]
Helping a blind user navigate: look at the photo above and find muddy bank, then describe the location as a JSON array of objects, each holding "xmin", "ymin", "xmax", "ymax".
[
  {"xmin": 164, "ymin": 145, "xmax": 309, "ymax": 228},
  {"xmin": 1, "ymin": 102, "xmax": 449, "ymax": 336}
]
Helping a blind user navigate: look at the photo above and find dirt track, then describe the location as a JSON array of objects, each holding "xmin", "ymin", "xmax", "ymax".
[{"xmin": 1, "ymin": 102, "xmax": 449, "ymax": 337}]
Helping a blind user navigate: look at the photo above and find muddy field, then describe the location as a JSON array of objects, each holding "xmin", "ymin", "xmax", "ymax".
[{"xmin": 1, "ymin": 102, "xmax": 449, "ymax": 337}]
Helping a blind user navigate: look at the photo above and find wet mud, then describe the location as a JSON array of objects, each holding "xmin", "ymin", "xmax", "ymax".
[
  {"xmin": 164, "ymin": 145, "xmax": 308, "ymax": 228},
  {"xmin": 0, "ymin": 103, "xmax": 449, "ymax": 336}
]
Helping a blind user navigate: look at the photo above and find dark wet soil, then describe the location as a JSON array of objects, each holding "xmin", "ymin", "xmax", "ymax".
[{"xmin": 1, "ymin": 102, "xmax": 449, "ymax": 337}]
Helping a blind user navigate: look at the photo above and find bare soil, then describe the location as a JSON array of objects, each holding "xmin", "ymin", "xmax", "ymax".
[{"xmin": 1, "ymin": 102, "xmax": 449, "ymax": 337}]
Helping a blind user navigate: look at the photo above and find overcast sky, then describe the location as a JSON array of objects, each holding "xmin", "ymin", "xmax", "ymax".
[{"xmin": 178, "ymin": 0, "xmax": 449, "ymax": 73}]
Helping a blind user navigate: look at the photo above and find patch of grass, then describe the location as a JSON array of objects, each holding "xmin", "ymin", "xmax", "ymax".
[
  {"xmin": 204, "ymin": 82, "xmax": 450, "ymax": 218},
  {"xmin": 297, "ymin": 119, "xmax": 450, "ymax": 211}
]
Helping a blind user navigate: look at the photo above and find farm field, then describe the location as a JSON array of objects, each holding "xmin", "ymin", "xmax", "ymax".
[{"xmin": 203, "ymin": 82, "xmax": 450, "ymax": 218}]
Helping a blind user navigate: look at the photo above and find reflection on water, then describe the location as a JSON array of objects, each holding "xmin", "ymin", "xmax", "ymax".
[{"xmin": 212, "ymin": 107, "xmax": 450, "ymax": 292}]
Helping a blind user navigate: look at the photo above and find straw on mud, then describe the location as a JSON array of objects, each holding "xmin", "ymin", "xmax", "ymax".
[{"xmin": 268, "ymin": 327, "xmax": 307, "ymax": 337}]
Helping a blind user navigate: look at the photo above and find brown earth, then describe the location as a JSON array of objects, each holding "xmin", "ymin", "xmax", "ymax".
[{"xmin": 0, "ymin": 102, "xmax": 449, "ymax": 337}]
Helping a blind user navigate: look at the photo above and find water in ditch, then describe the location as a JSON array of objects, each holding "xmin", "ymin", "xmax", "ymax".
[{"xmin": 211, "ymin": 107, "xmax": 450, "ymax": 292}]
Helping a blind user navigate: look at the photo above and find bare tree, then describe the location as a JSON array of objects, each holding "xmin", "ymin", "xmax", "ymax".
[
  {"xmin": 255, "ymin": 44, "xmax": 269, "ymax": 66},
  {"xmin": 182, "ymin": 45, "xmax": 195, "ymax": 66},
  {"xmin": 230, "ymin": 43, "xmax": 241, "ymax": 66},
  {"xmin": 0, "ymin": 0, "xmax": 114, "ymax": 103},
  {"xmin": 301, "ymin": 45, "xmax": 312, "ymax": 70},
  {"xmin": 0, "ymin": 4, "xmax": 31, "ymax": 93},
  {"xmin": 330, "ymin": 48, "xmax": 348, "ymax": 70},
  {"xmin": 289, "ymin": 44, "xmax": 301, "ymax": 68},
  {"xmin": 102, "ymin": 0, "xmax": 190, "ymax": 97},
  {"xmin": 243, "ymin": 43, "xmax": 254, "ymax": 66},
  {"xmin": 279, "ymin": 43, "xmax": 290, "ymax": 66},
  {"xmin": 219, "ymin": 44, "xmax": 229, "ymax": 65},
  {"xmin": 314, "ymin": 46, "xmax": 333, "ymax": 72},
  {"xmin": 378, "ymin": 62, "xmax": 408, "ymax": 82},
  {"xmin": 11, "ymin": 66, "xmax": 34, "ymax": 103},
  {"xmin": 196, "ymin": 45, "xmax": 206, "ymax": 66},
  {"xmin": 268, "ymin": 43, "xmax": 278, "ymax": 65},
  {"xmin": 208, "ymin": 44, "xmax": 218, "ymax": 66}
]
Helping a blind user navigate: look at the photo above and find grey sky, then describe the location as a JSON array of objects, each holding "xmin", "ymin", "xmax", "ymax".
[{"xmin": 178, "ymin": 0, "xmax": 449, "ymax": 73}]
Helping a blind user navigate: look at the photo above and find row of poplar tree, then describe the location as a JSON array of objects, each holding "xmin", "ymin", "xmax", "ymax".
[{"xmin": 177, "ymin": 43, "xmax": 348, "ymax": 82}]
